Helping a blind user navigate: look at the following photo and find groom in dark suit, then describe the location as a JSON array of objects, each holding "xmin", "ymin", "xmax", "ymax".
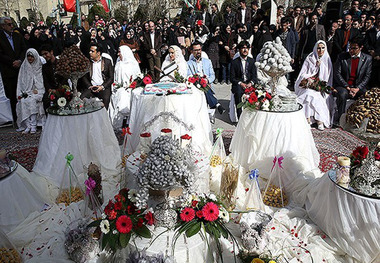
[
  {"xmin": 0, "ymin": 17, "xmax": 26, "ymax": 121},
  {"xmin": 333, "ymin": 38, "xmax": 372, "ymax": 121},
  {"xmin": 230, "ymin": 40, "xmax": 257, "ymax": 118},
  {"xmin": 80, "ymin": 43, "xmax": 114, "ymax": 109},
  {"xmin": 142, "ymin": 20, "xmax": 162, "ymax": 82}
]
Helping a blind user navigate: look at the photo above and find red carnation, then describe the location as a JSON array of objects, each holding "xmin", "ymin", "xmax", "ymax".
[
  {"xmin": 200, "ymin": 78, "xmax": 208, "ymax": 88},
  {"xmin": 180, "ymin": 207, "xmax": 195, "ymax": 222},
  {"xmin": 196, "ymin": 210, "xmax": 203, "ymax": 218},
  {"xmin": 144, "ymin": 211, "xmax": 155, "ymax": 225},
  {"xmin": 352, "ymin": 146, "xmax": 369, "ymax": 160},
  {"xmin": 142, "ymin": 75, "xmax": 152, "ymax": 85},
  {"xmin": 50, "ymin": 94, "xmax": 55, "ymax": 101},
  {"xmin": 202, "ymin": 202, "xmax": 219, "ymax": 222},
  {"xmin": 116, "ymin": 215, "xmax": 133, "ymax": 234},
  {"xmin": 114, "ymin": 201, "xmax": 122, "ymax": 211},
  {"xmin": 108, "ymin": 210, "xmax": 117, "ymax": 220},
  {"xmin": 104, "ymin": 200, "xmax": 114, "ymax": 215},
  {"xmin": 130, "ymin": 81, "xmax": 137, "ymax": 89}
]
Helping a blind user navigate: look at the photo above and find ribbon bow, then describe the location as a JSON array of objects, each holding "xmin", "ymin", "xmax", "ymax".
[
  {"xmin": 122, "ymin": 127, "xmax": 132, "ymax": 137},
  {"xmin": 85, "ymin": 177, "xmax": 96, "ymax": 196},
  {"xmin": 65, "ymin": 153, "xmax": 74, "ymax": 165},
  {"xmin": 271, "ymin": 156, "xmax": 284, "ymax": 172},
  {"xmin": 249, "ymin": 169, "xmax": 259, "ymax": 180}
]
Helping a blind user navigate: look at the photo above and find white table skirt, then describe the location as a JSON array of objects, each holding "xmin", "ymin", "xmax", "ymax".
[
  {"xmin": 229, "ymin": 108, "xmax": 320, "ymax": 177},
  {"xmin": 0, "ymin": 96, "xmax": 13, "ymax": 125},
  {"xmin": 33, "ymin": 108, "xmax": 121, "ymax": 186},
  {"xmin": 127, "ymin": 88, "xmax": 212, "ymax": 156},
  {"xmin": 305, "ymin": 172, "xmax": 380, "ymax": 262},
  {"xmin": 0, "ymin": 164, "xmax": 46, "ymax": 232}
]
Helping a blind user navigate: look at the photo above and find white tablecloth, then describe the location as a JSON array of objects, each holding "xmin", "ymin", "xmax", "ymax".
[
  {"xmin": 33, "ymin": 108, "xmax": 121, "ymax": 186},
  {"xmin": 229, "ymin": 108, "xmax": 320, "ymax": 176},
  {"xmin": 305, "ymin": 172, "xmax": 380, "ymax": 262},
  {"xmin": 127, "ymin": 88, "xmax": 212, "ymax": 156},
  {"xmin": 0, "ymin": 164, "xmax": 46, "ymax": 232}
]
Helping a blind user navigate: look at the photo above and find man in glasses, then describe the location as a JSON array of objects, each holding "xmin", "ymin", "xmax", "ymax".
[{"xmin": 0, "ymin": 16, "xmax": 27, "ymax": 123}]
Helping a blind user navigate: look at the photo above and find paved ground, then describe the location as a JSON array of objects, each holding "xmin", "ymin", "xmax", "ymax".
[{"xmin": 211, "ymin": 83, "xmax": 237, "ymax": 131}]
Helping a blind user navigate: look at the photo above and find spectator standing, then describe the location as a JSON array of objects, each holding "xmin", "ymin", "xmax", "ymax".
[
  {"xmin": 0, "ymin": 17, "xmax": 26, "ymax": 122},
  {"xmin": 219, "ymin": 24, "xmax": 236, "ymax": 84},
  {"xmin": 142, "ymin": 21, "xmax": 163, "ymax": 81},
  {"xmin": 299, "ymin": 13, "xmax": 326, "ymax": 61},
  {"xmin": 293, "ymin": 6, "xmax": 305, "ymax": 37},
  {"xmin": 364, "ymin": 13, "xmax": 380, "ymax": 87},
  {"xmin": 224, "ymin": 5, "xmax": 236, "ymax": 29},
  {"xmin": 236, "ymin": 0, "xmax": 252, "ymax": 26}
]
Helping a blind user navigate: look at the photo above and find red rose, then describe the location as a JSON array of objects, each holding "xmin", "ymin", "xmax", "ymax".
[
  {"xmin": 104, "ymin": 200, "xmax": 114, "ymax": 215},
  {"xmin": 116, "ymin": 215, "xmax": 133, "ymax": 234},
  {"xmin": 196, "ymin": 210, "xmax": 203, "ymax": 218},
  {"xmin": 191, "ymin": 200, "xmax": 198, "ymax": 207},
  {"xmin": 374, "ymin": 151, "xmax": 380, "ymax": 161},
  {"xmin": 188, "ymin": 77, "xmax": 197, "ymax": 84},
  {"xmin": 144, "ymin": 211, "xmax": 154, "ymax": 225},
  {"xmin": 181, "ymin": 134, "xmax": 192, "ymax": 140},
  {"xmin": 50, "ymin": 94, "xmax": 55, "ymax": 101},
  {"xmin": 130, "ymin": 81, "xmax": 137, "ymax": 89},
  {"xmin": 200, "ymin": 78, "xmax": 208, "ymax": 88},
  {"xmin": 114, "ymin": 201, "xmax": 122, "ymax": 211},
  {"xmin": 135, "ymin": 218, "xmax": 144, "ymax": 228},
  {"xmin": 108, "ymin": 210, "xmax": 117, "ymax": 220},
  {"xmin": 140, "ymin": 132, "xmax": 151, "ymax": 137},
  {"xmin": 142, "ymin": 75, "xmax": 152, "ymax": 85},
  {"xmin": 180, "ymin": 207, "xmax": 195, "ymax": 222}
]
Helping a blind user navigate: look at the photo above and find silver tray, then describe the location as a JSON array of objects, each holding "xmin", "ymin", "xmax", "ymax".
[
  {"xmin": 0, "ymin": 160, "xmax": 18, "ymax": 181},
  {"xmin": 328, "ymin": 170, "xmax": 380, "ymax": 200}
]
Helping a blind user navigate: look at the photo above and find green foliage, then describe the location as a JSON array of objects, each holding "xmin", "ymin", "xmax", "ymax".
[
  {"xmin": 88, "ymin": 4, "xmax": 110, "ymax": 25},
  {"xmin": 20, "ymin": 17, "xmax": 29, "ymax": 29},
  {"xmin": 46, "ymin": 16, "xmax": 54, "ymax": 27},
  {"xmin": 114, "ymin": 6, "xmax": 129, "ymax": 22},
  {"xmin": 133, "ymin": 4, "xmax": 146, "ymax": 22}
]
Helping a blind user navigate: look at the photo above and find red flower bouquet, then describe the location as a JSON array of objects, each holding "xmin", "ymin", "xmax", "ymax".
[
  {"xmin": 173, "ymin": 194, "xmax": 237, "ymax": 262},
  {"xmin": 186, "ymin": 74, "xmax": 211, "ymax": 93},
  {"xmin": 88, "ymin": 188, "xmax": 153, "ymax": 251},
  {"xmin": 238, "ymin": 84, "xmax": 273, "ymax": 111},
  {"xmin": 129, "ymin": 74, "xmax": 153, "ymax": 89},
  {"xmin": 48, "ymin": 85, "xmax": 73, "ymax": 109},
  {"xmin": 350, "ymin": 146, "xmax": 370, "ymax": 167}
]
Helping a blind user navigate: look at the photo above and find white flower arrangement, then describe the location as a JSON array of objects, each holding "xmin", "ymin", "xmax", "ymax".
[{"xmin": 100, "ymin": 219, "xmax": 110, "ymax": 234}]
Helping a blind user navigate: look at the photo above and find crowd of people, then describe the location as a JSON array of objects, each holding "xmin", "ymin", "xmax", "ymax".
[{"xmin": 0, "ymin": 0, "xmax": 379, "ymax": 132}]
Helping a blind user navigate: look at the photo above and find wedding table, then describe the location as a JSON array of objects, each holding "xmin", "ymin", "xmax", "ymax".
[
  {"xmin": 0, "ymin": 163, "xmax": 46, "ymax": 232},
  {"xmin": 229, "ymin": 108, "xmax": 320, "ymax": 177},
  {"xmin": 305, "ymin": 171, "xmax": 380, "ymax": 262},
  {"xmin": 126, "ymin": 88, "xmax": 213, "ymax": 155},
  {"xmin": 33, "ymin": 108, "xmax": 121, "ymax": 186}
]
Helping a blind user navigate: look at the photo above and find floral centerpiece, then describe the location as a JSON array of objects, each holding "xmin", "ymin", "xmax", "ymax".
[
  {"xmin": 186, "ymin": 74, "xmax": 210, "ymax": 93},
  {"xmin": 173, "ymin": 193, "xmax": 237, "ymax": 262},
  {"xmin": 299, "ymin": 76, "xmax": 334, "ymax": 97},
  {"xmin": 88, "ymin": 188, "xmax": 154, "ymax": 251},
  {"xmin": 129, "ymin": 74, "xmax": 153, "ymax": 89},
  {"xmin": 238, "ymin": 84, "xmax": 273, "ymax": 111},
  {"xmin": 49, "ymin": 85, "xmax": 73, "ymax": 109},
  {"xmin": 349, "ymin": 145, "xmax": 380, "ymax": 197}
]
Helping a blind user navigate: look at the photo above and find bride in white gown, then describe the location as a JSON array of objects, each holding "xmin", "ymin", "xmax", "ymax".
[
  {"xmin": 109, "ymin": 45, "xmax": 141, "ymax": 129},
  {"xmin": 295, "ymin": 40, "xmax": 335, "ymax": 130},
  {"xmin": 160, "ymin": 45, "xmax": 188, "ymax": 81}
]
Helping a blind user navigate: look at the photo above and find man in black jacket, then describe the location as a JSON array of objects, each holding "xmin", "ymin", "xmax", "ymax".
[
  {"xmin": 80, "ymin": 43, "xmax": 114, "ymax": 109},
  {"xmin": 0, "ymin": 16, "xmax": 26, "ymax": 121},
  {"xmin": 334, "ymin": 38, "xmax": 372, "ymax": 121},
  {"xmin": 230, "ymin": 41, "xmax": 257, "ymax": 118}
]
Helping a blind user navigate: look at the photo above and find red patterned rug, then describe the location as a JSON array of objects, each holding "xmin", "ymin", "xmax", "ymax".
[{"xmin": 0, "ymin": 127, "xmax": 363, "ymax": 173}]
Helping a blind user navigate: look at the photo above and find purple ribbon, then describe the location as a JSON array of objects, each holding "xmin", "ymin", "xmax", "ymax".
[
  {"xmin": 85, "ymin": 177, "xmax": 96, "ymax": 196},
  {"xmin": 271, "ymin": 156, "xmax": 284, "ymax": 172}
]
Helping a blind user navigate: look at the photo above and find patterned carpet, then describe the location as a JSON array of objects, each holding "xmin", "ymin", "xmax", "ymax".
[{"xmin": 0, "ymin": 127, "xmax": 364, "ymax": 173}]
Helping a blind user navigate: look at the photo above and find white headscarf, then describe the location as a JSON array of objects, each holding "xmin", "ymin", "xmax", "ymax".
[
  {"xmin": 294, "ymin": 40, "xmax": 333, "ymax": 95},
  {"xmin": 161, "ymin": 45, "xmax": 188, "ymax": 79},
  {"xmin": 114, "ymin": 45, "xmax": 141, "ymax": 87},
  {"xmin": 16, "ymin": 48, "xmax": 44, "ymax": 96}
]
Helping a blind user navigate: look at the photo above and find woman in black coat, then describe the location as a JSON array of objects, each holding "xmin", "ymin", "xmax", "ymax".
[
  {"xmin": 219, "ymin": 24, "xmax": 236, "ymax": 84},
  {"xmin": 205, "ymin": 26, "xmax": 221, "ymax": 83}
]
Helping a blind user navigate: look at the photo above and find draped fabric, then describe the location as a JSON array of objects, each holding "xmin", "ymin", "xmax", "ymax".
[
  {"xmin": 16, "ymin": 48, "xmax": 45, "ymax": 129},
  {"xmin": 161, "ymin": 45, "xmax": 188, "ymax": 81},
  {"xmin": 294, "ymin": 41, "xmax": 335, "ymax": 127},
  {"xmin": 0, "ymin": 73, "xmax": 13, "ymax": 124}
]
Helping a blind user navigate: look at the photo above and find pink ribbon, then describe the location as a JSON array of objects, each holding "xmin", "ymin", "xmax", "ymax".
[
  {"xmin": 271, "ymin": 156, "xmax": 284, "ymax": 172},
  {"xmin": 85, "ymin": 177, "xmax": 96, "ymax": 196}
]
